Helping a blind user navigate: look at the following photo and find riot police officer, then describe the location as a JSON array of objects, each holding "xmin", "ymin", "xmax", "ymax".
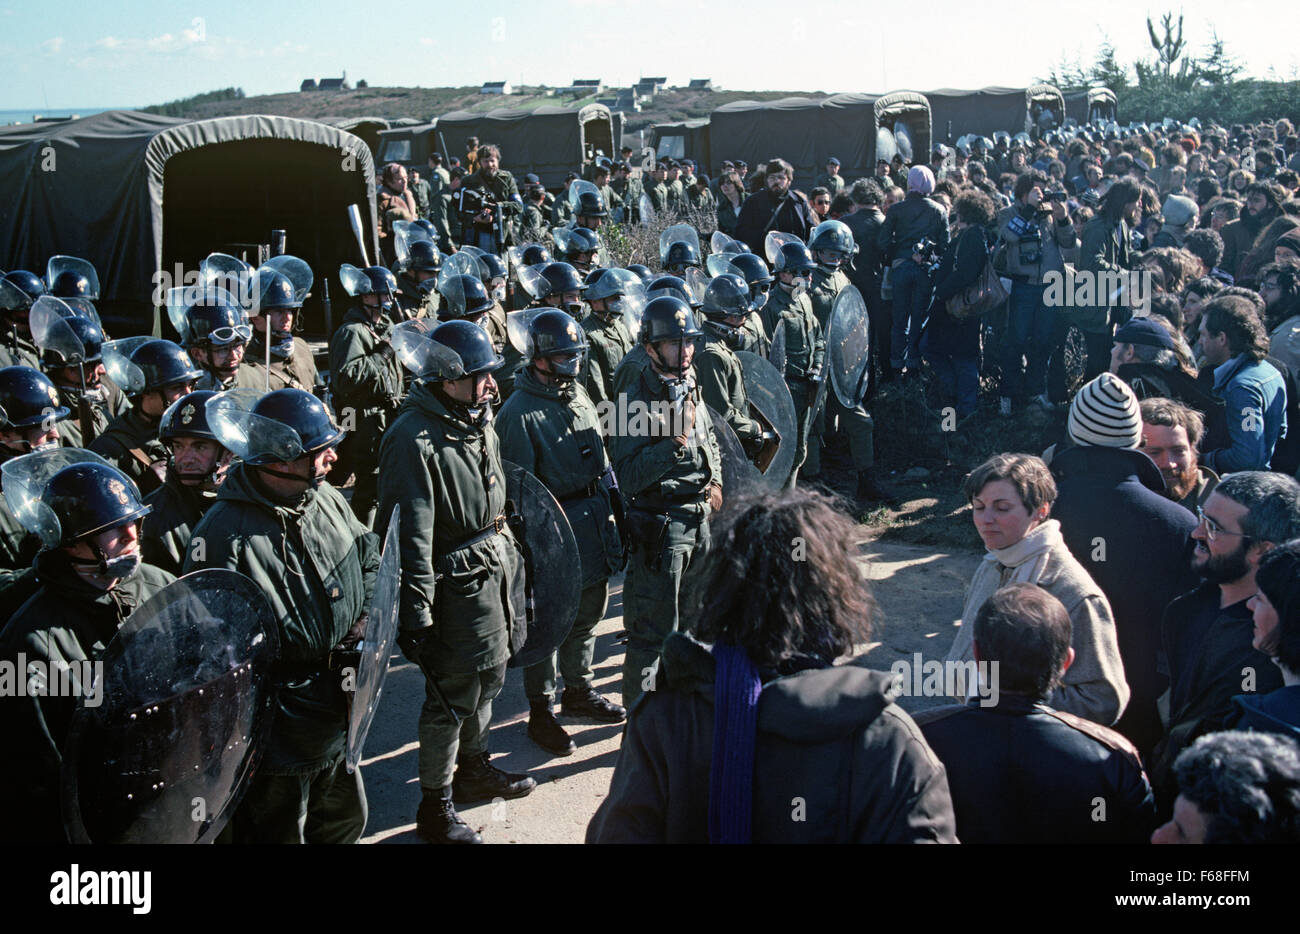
[
  {"xmin": 496, "ymin": 310, "xmax": 627, "ymax": 757},
  {"xmin": 610, "ymin": 295, "xmax": 722, "ymax": 706},
  {"xmin": 696, "ymin": 274, "xmax": 765, "ymax": 456},
  {"xmin": 90, "ymin": 339, "xmax": 200, "ymax": 497},
  {"xmin": 0, "ymin": 366, "xmax": 68, "ymax": 574},
  {"xmin": 805, "ymin": 220, "xmax": 894, "ymax": 504},
  {"xmin": 376, "ymin": 320, "xmax": 535, "ymax": 845},
  {"xmin": 555, "ymin": 227, "xmax": 602, "ymax": 276},
  {"xmin": 662, "ymin": 238, "xmax": 701, "ymax": 277},
  {"xmin": 241, "ymin": 270, "xmax": 322, "ymax": 393},
  {"xmin": 186, "ymin": 388, "xmax": 375, "ymax": 844},
  {"xmin": 0, "ymin": 453, "xmax": 174, "ymax": 841},
  {"xmin": 580, "ymin": 268, "xmax": 637, "ymax": 409},
  {"xmin": 140, "ymin": 389, "xmax": 231, "ymax": 575},
  {"xmin": 395, "ymin": 237, "xmax": 443, "ymax": 320},
  {"xmin": 725, "ymin": 252, "xmax": 775, "ymax": 355},
  {"xmin": 0, "ymin": 271, "xmax": 44, "ymax": 369},
  {"xmin": 439, "ymin": 272, "xmax": 516, "ymax": 401},
  {"xmin": 538, "ymin": 262, "xmax": 588, "ymax": 319},
  {"xmin": 760, "ymin": 242, "xmax": 824, "ymax": 483},
  {"xmin": 572, "ymin": 187, "xmax": 609, "ymax": 234},
  {"xmin": 36, "ymin": 311, "xmax": 118, "ymax": 448},
  {"xmin": 332, "ymin": 265, "xmax": 406, "ymax": 527},
  {"xmin": 181, "ymin": 294, "xmax": 255, "ymax": 391}
]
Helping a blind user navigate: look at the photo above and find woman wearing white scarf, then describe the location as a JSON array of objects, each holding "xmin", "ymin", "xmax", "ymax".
[{"xmin": 947, "ymin": 453, "xmax": 1130, "ymax": 726}]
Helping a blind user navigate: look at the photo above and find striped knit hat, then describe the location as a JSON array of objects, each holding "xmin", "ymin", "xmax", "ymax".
[{"xmin": 1068, "ymin": 373, "xmax": 1142, "ymax": 448}]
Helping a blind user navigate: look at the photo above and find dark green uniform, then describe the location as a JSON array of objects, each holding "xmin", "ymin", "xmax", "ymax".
[
  {"xmin": 185, "ymin": 464, "xmax": 377, "ymax": 844},
  {"xmin": 497, "ymin": 368, "xmax": 623, "ymax": 703},
  {"xmin": 239, "ymin": 335, "xmax": 321, "ymax": 393},
  {"xmin": 815, "ymin": 173, "xmax": 846, "ymax": 197},
  {"xmin": 666, "ymin": 178, "xmax": 687, "ymax": 214},
  {"xmin": 612, "ymin": 175, "xmax": 644, "ymax": 224},
  {"xmin": 410, "ymin": 177, "xmax": 432, "ymax": 218},
  {"xmin": 395, "ymin": 270, "xmax": 440, "ymax": 320},
  {"xmin": 646, "ymin": 180, "xmax": 669, "ymax": 215},
  {"xmin": 806, "ymin": 267, "xmax": 874, "ymax": 478},
  {"xmin": 739, "ymin": 314, "xmax": 770, "ymax": 356},
  {"xmin": 141, "ymin": 467, "xmax": 216, "ymax": 576},
  {"xmin": 328, "ymin": 306, "xmax": 405, "ymax": 528},
  {"xmin": 0, "ymin": 551, "xmax": 174, "ymax": 841},
  {"xmin": 51, "ymin": 381, "xmax": 126, "ymax": 449},
  {"xmin": 551, "ymin": 197, "xmax": 574, "ymax": 229},
  {"xmin": 695, "ymin": 330, "xmax": 763, "ymax": 455},
  {"xmin": 597, "ymin": 183, "xmax": 624, "ymax": 218},
  {"xmin": 687, "ymin": 186, "xmax": 716, "ymax": 214},
  {"xmin": 518, "ymin": 203, "xmax": 551, "ymax": 245},
  {"xmin": 195, "ymin": 367, "xmax": 261, "ymax": 392},
  {"xmin": 760, "ymin": 283, "xmax": 824, "ymax": 477},
  {"xmin": 609, "ymin": 349, "xmax": 722, "ymax": 705},
  {"xmin": 581, "ymin": 311, "xmax": 635, "ymax": 409},
  {"xmin": 430, "ymin": 180, "xmax": 456, "ymax": 252},
  {"xmin": 0, "ymin": 332, "xmax": 39, "ymax": 370},
  {"xmin": 89, "ymin": 407, "xmax": 168, "ymax": 497},
  {"xmin": 375, "ymin": 381, "xmax": 522, "ymax": 792}
]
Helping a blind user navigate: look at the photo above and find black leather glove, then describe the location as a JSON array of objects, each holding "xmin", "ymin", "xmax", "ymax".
[{"xmin": 397, "ymin": 628, "xmax": 430, "ymax": 664}]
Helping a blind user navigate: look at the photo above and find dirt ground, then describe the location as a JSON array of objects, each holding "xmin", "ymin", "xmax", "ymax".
[{"xmin": 357, "ymin": 533, "xmax": 982, "ymax": 844}]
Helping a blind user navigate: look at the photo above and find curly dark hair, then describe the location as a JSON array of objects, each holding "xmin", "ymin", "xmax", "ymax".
[
  {"xmin": 954, "ymin": 190, "xmax": 996, "ymax": 227},
  {"xmin": 689, "ymin": 489, "xmax": 876, "ymax": 668},
  {"xmin": 1173, "ymin": 731, "xmax": 1300, "ymax": 843},
  {"xmin": 1202, "ymin": 294, "xmax": 1270, "ymax": 360}
]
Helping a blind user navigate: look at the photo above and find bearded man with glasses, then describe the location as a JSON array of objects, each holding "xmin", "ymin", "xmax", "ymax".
[{"xmin": 1150, "ymin": 470, "xmax": 1300, "ymax": 812}]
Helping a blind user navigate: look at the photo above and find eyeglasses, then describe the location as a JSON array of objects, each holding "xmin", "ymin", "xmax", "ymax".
[{"xmin": 1196, "ymin": 506, "xmax": 1252, "ymax": 543}]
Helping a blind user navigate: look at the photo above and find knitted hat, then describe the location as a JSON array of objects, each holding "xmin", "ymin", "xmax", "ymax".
[
  {"xmin": 1277, "ymin": 228, "xmax": 1300, "ymax": 258},
  {"xmin": 1162, "ymin": 194, "xmax": 1198, "ymax": 228},
  {"xmin": 907, "ymin": 165, "xmax": 935, "ymax": 195},
  {"xmin": 1068, "ymin": 373, "xmax": 1142, "ymax": 448}
]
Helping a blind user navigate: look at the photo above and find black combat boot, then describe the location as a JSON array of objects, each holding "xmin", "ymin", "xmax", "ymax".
[
  {"xmin": 452, "ymin": 751, "xmax": 537, "ymax": 804},
  {"xmin": 528, "ymin": 698, "xmax": 576, "ymax": 756},
  {"xmin": 560, "ymin": 684, "xmax": 627, "ymax": 723},
  {"xmin": 856, "ymin": 468, "xmax": 899, "ymax": 507},
  {"xmin": 416, "ymin": 786, "xmax": 482, "ymax": 844}
]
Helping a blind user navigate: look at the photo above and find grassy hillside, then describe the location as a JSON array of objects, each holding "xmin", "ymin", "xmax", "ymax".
[{"xmin": 144, "ymin": 86, "xmax": 818, "ymax": 134}]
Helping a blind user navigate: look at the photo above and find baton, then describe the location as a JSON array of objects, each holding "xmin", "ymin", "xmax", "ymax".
[{"xmin": 347, "ymin": 204, "xmax": 371, "ymax": 267}]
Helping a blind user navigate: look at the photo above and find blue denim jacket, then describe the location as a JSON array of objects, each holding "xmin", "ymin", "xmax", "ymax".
[{"xmin": 1204, "ymin": 354, "xmax": 1287, "ymax": 473}]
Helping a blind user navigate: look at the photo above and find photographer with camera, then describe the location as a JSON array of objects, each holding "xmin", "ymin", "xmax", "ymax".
[
  {"xmin": 996, "ymin": 170, "xmax": 1078, "ymax": 416},
  {"xmin": 878, "ymin": 166, "xmax": 948, "ymax": 377},
  {"xmin": 457, "ymin": 143, "xmax": 521, "ymax": 254}
]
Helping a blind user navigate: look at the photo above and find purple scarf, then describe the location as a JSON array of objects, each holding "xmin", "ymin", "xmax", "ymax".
[{"xmin": 708, "ymin": 642, "xmax": 764, "ymax": 844}]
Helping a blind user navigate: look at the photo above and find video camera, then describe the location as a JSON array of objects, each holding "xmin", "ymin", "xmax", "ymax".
[
  {"xmin": 913, "ymin": 237, "xmax": 942, "ymax": 274},
  {"xmin": 1005, "ymin": 213, "xmax": 1044, "ymax": 264}
]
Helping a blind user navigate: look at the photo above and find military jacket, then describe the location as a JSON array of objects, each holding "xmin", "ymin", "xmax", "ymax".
[
  {"xmin": 239, "ymin": 335, "xmax": 321, "ymax": 393},
  {"xmin": 581, "ymin": 312, "xmax": 635, "ymax": 408},
  {"xmin": 695, "ymin": 331, "xmax": 763, "ymax": 450},
  {"xmin": 89, "ymin": 406, "xmax": 167, "ymax": 496},
  {"xmin": 761, "ymin": 285, "xmax": 824, "ymax": 380},
  {"xmin": 141, "ymin": 467, "xmax": 216, "ymax": 576}
]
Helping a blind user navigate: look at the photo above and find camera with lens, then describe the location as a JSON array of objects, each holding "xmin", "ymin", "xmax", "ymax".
[
  {"xmin": 912, "ymin": 237, "xmax": 942, "ymax": 274},
  {"xmin": 1006, "ymin": 213, "xmax": 1044, "ymax": 264}
]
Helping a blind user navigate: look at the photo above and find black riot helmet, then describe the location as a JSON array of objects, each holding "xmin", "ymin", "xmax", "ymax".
[
  {"xmin": 560, "ymin": 227, "xmax": 601, "ymax": 260},
  {"xmin": 527, "ymin": 309, "xmax": 588, "ymax": 381},
  {"xmin": 641, "ymin": 295, "xmax": 703, "ymax": 344},
  {"xmin": 773, "ymin": 241, "xmax": 816, "ymax": 275},
  {"xmin": 574, "ymin": 190, "xmax": 608, "ymax": 219},
  {"xmin": 701, "ymin": 274, "xmax": 752, "ymax": 321},
  {"xmin": 540, "ymin": 262, "xmax": 587, "ymax": 297},
  {"xmin": 2, "ymin": 270, "xmax": 45, "ymax": 306},
  {"xmin": 430, "ymin": 319, "xmax": 504, "ymax": 379},
  {"xmin": 127, "ymin": 340, "xmax": 203, "ymax": 396},
  {"xmin": 521, "ymin": 244, "xmax": 553, "ymax": 267},
  {"xmin": 412, "ymin": 219, "xmax": 437, "ymax": 238},
  {"xmin": 356, "ymin": 266, "xmax": 399, "ymax": 295},
  {"xmin": 158, "ymin": 389, "xmax": 220, "ymax": 443},
  {"xmin": 50, "ymin": 272, "xmax": 94, "ymax": 300},
  {"xmin": 0, "ymin": 365, "xmax": 69, "ymax": 430},
  {"xmin": 808, "ymin": 219, "xmax": 857, "ymax": 268},
  {"xmin": 407, "ymin": 239, "xmax": 442, "ymax": 273},
  {"xmin": 626, "ymin": 264, "xmax": 653, "ymax": 285},
  {"xmin": 728, "ymin": 252, "xmax": 775, "ymax": 287},
  {"xmin": 44, "ymin": 461, "xmax": 151, "ymax": 548},
  {"xmin": 647, "ymin": 274, "xmax": 692, "ymax": 306},
  {"xmin": 663, "ymin": 240, "xmax": 701, "ymax": 271},
  {"xmin": 478, "ymin": 253, "xmax": 507, "ymax": 283},
  {"xmin": 246, "ymin": 389, "xmax": 345, "ymax": 464},
  {"xmin": 185, "ymin": 298, "xmax": 251, "ymax": 349},
  {"xmin": 41, "ymin": 315, "xmax": 104, "ymax": 370},
  {"xmin": 256, "ymin": 270, "xmax": 302, "ymax": 312},
  {"xmin": 438, "ymin": 274, "xmax": 494, "ymax": 318}
]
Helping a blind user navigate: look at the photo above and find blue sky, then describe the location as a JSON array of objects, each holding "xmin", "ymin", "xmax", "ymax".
[{"xmin": 4, "ymin": 0, "xmax": 1295, "ymax": 109}]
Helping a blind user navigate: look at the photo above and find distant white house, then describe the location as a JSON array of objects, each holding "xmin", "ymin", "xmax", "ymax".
[{"xmin": 481, "ymin": 81, "xmax": 512, "ymax": 95}]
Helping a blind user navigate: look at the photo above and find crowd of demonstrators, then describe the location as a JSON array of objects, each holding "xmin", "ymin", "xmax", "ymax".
[{"xmin": 8, "ymin": 117, "xmax": 1300, "ymax": 848}]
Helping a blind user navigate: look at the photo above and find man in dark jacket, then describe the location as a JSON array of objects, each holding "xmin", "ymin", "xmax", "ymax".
[
  {"xmin": 1220, "ymin": 182, "xmax": 1284, "ymax": 278},
  {"xmin": 187, "ymin": 389, "xmax": 377, "ymax": 843},
  {"xmin": 878, "ymin": 166, "xmax": 948, "ymax": 374},
  {"xmin": 1050, "ymin": 374, "xmax": 1198, "ymax": 758},
  {"xmin": 587, "ymin": 632, "xmax": 957, "ymax": 843},
  {"xmin": 0, "ymin": 455, "xmax": 174, "ymax": 841},
  {"xmin": 141, "ymin": 389, "xmax": 230, "ymax": 575},
  {"xmin": 916, "ymin": 584, "xmax": 1156, "ymax": 843},
  {"xmin": 1151, "ymin": 471, "xmax": 1300, "ymax": 807},
  {"xmin": 734, "ymin": 158, "xmax": 817, "ymax": 255},
  {"xmin": 840, "ymin": 179, "xmax": 891, "ymax": 383}
]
